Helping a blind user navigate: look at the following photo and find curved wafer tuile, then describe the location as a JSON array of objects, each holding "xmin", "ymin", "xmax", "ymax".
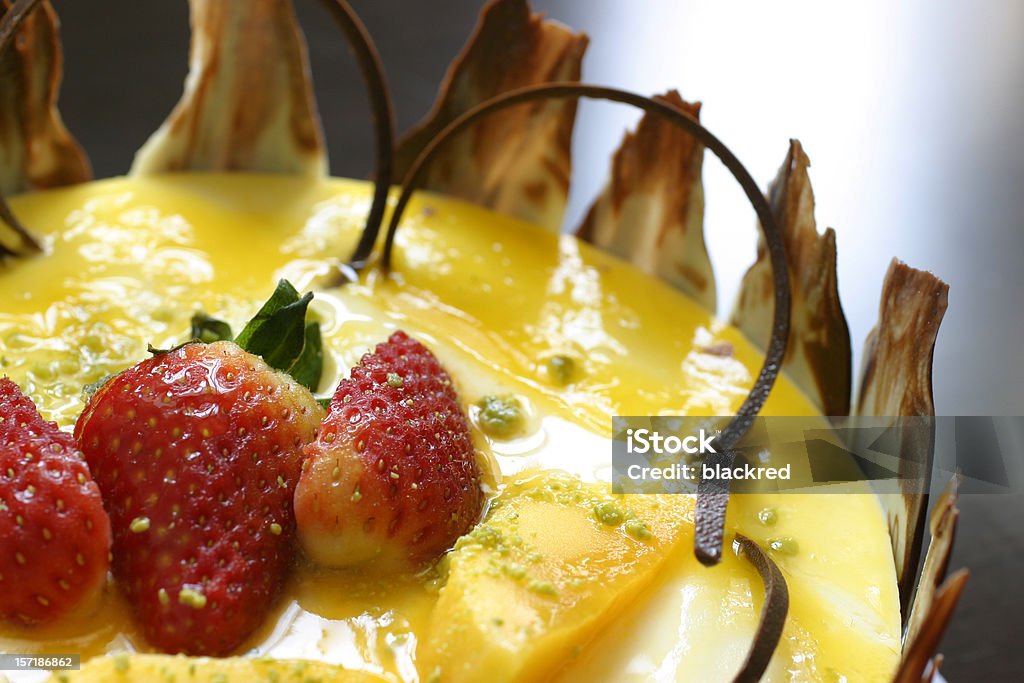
[
  {"xmin": 394, "ymin": 0, "xmax": 587, "ymax": 231},
  {"xmin": 894, "ymin": 570, "xmax": 968, "ymax": 683},
  {"xmin": 0, "ymin": 0, "xmax": 90, "ymax": 196},
  {"xmin": 855, "ymin": 259, "xmax": 949, "ymax": 619},
  {"xmin": 575, "ymin": 91, "xmax": 715, "ymax": 311},
  {"xmin": 131, "ymin": 0, "xmax": 325, "ymax": 177},
  {"xmin": 730, "ymin": 140, "xmax": 851, "ymax": 414},
  {"xmin": 902, "ymin": 476, "xmax": 963, "ymax": 656}
]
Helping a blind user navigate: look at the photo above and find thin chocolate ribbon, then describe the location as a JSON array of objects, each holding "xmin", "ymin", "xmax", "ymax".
[
  {"xmin": 733, "ymin": 534, "xmax": 790, "ymax": 682},
  {"xmin": 380, "ymin": 83, "xmax": 793, "ymax": 566}
]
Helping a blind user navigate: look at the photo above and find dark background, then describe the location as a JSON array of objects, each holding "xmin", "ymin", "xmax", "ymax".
[{"xmin": 42, "ymin": 1, "xmax": 1024, "ymax": 679}]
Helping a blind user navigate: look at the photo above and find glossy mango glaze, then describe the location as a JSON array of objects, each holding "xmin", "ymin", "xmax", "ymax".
[{"xmin": 0, "ymin": 175, "xmax": 900, "ymax": 682}]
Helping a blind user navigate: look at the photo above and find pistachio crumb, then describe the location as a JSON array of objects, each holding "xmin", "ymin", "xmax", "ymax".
[
  {"xmin": 476, "ymin": 394, "xmax": 526, "ymax": 439},
  {"xmin": 387, "ymin": 372, "xmax": 404, "ymax": 388},
  {"xmin": 527, "ymin": 579, "xmax": 558, "ymax": 596},
  {"xmin": 502, "ymin": 563, "xmax": 527, "ymax": 580},
  {"xmin": 593, "ymin": 502, "xmax": 624, "ymax": 526},
  {"xmin": 757, "ymin": 508, "xmax": 778, "ymax": 526},
  {"xmin": 546, "ymin": 354, "xmax": 576, "ymax": 385},
  {"xmin": 625, "ymin": 518, "xmax": 653, "ymax": 541},
  {"xmin": 178, "ymin": 585, "xmax": 207, "ymax": 609}
]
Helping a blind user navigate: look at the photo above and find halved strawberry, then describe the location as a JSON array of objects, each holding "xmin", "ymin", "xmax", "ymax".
[
  {"xmin": 74, "ymin": 281, "xmax": 325, "ymax": 655},
  {"xmin": 0, "ymin": 378, "xmax": 111, "ymax": 625},
  {"xmin": 76, "ymin": 341, "xmax": 323, "ymax": 655},
  {"xmin": 295, "ymin": 330, "xmax": 484, "ymax": 570}
]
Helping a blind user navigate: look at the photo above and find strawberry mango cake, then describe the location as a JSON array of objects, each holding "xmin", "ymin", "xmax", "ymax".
[{"xmin": 0, "ymin": 1, "xmax": 964, "ymax": 682}]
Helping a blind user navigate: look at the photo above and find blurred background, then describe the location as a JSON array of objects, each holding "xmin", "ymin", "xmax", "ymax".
[{"xmin": 42, "ymin": 0, "xmax": 1024, "ymax": 679}]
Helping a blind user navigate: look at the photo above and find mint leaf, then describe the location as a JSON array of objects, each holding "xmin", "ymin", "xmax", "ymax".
[
  {"xmin": 190, "ymin": 313, "xmax": 233, "ymax": 343},
  {"xmin": 184, "ymin": 279, "xmax": 325, "ymax": 392},
  {"xmin": 287, "ymin": 322, "xmax": 324, "ymax": 392},
  {"xmin": 234, "ymin": 279, "xmax": 301, "ymax": 349}
]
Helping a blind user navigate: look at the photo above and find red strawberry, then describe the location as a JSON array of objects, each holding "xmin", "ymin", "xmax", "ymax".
[
  {"xmin": 0, "ymin": 378, "xmax": 111, "ymax": 625},
  {"xmin": 75, "ymin": 341, "xmax": 323, "ymax": 655},
  {"xmin": 295, "ymin": 330, "xmax": 484, "ymax": 569}
]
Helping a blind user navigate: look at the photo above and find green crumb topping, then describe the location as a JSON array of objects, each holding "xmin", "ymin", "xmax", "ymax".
[
  {"xmin": 387, "ymin": 372, "xmax": 404, "ymax": 388},
  {"xmin": 757, "ymin": 508, "xmax": 778, "ymax": 526},
  {"xmin": 113, "ymin": 653, "xmax": 130, "ymax": 673},
  {"xmin": 527, "ymin": 579, "xmax": 558, "ymax": 596},
  {"xmin": 178, "ymin": 585, "xmax": 208, "ymax": 609},
  {"xmin": 129, "ymin": 516, "xmax": 151, "ymax": 533},
  {"xmin": 625, "ymin": 518, "xmax": 653, "ymax": 541},
  {"xmin": 593, "ymin": 502, "xmax": 625, "ymax": 526},
  {"xmin": 502, "ymin": 562, "xmax": 527, "ymax": 580},
  {"xmin": 464, "ymin": 524, "xmax": 502, "ymax": 549},
  {"xmin": 158, "ymin": 588, "xmax": 170, "ymax": 606},
  {"xmin": 270, "ymin": 522, "xmax": 283, "ymax": 535},
  {"xmin": 768, "ymin": 537, "xmax": 800, "ymax": 556},
  {"xmin": 476, "ymin": 394, "xmax": 526, "ymax": 438},
  {"xmin": 546, "ymin": 354, "xmax": 577, "ymax": 385}
]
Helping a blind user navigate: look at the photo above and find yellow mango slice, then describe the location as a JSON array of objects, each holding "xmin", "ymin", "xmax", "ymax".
[
  {"xmin": 46, "ymin": 654, "xmax": 386, "ymax": 683},
  {"xmin": 419, "ymin": 471, "xmax": 694, "ymax": 683}
]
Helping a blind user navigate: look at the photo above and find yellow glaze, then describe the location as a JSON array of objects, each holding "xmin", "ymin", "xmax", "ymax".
[{"xmin": 0, "ymin": 175, "xmax": 900, "ymax": 682}]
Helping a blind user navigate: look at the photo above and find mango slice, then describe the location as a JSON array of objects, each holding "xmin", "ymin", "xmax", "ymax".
[
  {"xmin": 419, "ymin": 471, "xmax": 694, "ymax": 683},
  {"xmin": 46, "ymin": 654, "xmax": 385, "ymax": 683}
]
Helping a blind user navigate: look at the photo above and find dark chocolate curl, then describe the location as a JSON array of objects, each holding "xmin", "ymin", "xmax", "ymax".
[
  {"xmin": 732, "ymin": 534, "xmax": 790, "ymax": 683},
  {"xmin": 381, "ymin": 83, "xmax": 792, "ymax": 567}
]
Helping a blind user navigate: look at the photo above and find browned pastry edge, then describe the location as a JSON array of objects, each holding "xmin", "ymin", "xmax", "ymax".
[
  {"xmin": 731, "ymin": 139, "xmax": 852, "ymax": 415},
  {"xmin": 576, "ymin": 91, "xmax": 715, "ymax": 311},
  {"xmin": 0, "ymin": 0, "xmax": 89, "ymax": 195},
  {"xmin": 855, "ymin": 259, "xmax": 949, "ymax": 619},
  {"xmin": 130, "ymin": 0, "xmax": 325, "ymax": 176},
  {"xmin": 896, "ymin": 475, "xmax": 966, "ymax": 681},
  {"xmin": 394, "ymin": 0, "xmax": 588, "ymax": 231},
  {"xmin": 0, "ymin": 0, "xmax": 89, "ymax": 257},
  {"xmin": 894, "ymin": 570, "xmax": 969, "ymax": 683}
]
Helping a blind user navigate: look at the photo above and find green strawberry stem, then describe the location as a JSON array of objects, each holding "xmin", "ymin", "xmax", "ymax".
[{"xmin": 209, "ymin": 279, "xmax": 324, "ymax": 392}]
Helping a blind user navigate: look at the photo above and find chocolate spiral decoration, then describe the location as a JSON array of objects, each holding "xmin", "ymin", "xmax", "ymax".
[
  {"xmin": 315, "ymin": 0, "xmax": 395, "ymax": 271},
  {"xmin": 0, "ymin": 0, "xmax": 47, "ymax": 258},
  {"xmin": 379, "ymin": 83, "xmax": 793, "ymax": 566},
  {"xmin": 0, "ymin": 0, "xmax": 396, "ymax": 267},
  {"xmin": 733, "ymin": 534, "xmax": 790, "ymax": 682}
]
